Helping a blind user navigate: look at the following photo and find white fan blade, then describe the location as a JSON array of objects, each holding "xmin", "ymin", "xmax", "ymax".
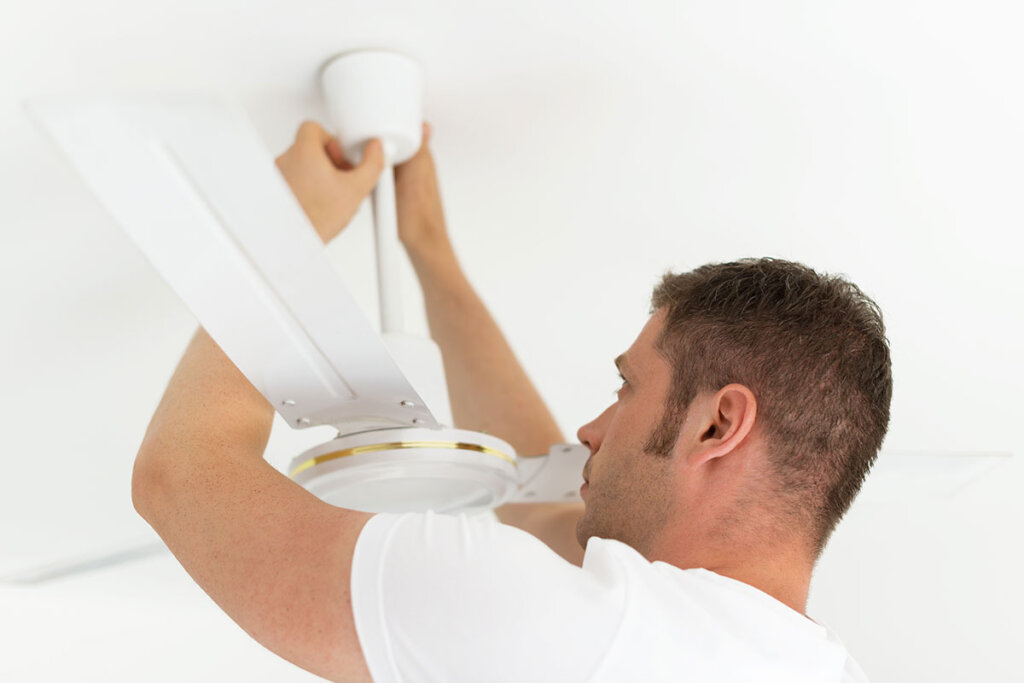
[
  {"xmin": 28, "ymin": 95, "xmax": 440, "ymax": 432},
  {"xmin": 509, "ymin": 443, "xmax": 589, "ymax": 503}
]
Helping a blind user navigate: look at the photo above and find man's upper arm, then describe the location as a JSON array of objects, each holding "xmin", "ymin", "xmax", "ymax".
[{"xmin": 134, "ymin": 455, "xmax": 375, "ymax": 682}]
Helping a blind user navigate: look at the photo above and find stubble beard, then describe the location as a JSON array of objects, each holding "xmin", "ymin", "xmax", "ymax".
[
  {"xmin": 575, "ymin": 446, "xmax": 677, "ymax": 557},
  {"xmin": 576, "ymin": 403, "xmax": 684, "ymax": 553}
]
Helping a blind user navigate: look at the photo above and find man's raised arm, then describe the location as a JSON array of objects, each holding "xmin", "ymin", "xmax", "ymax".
[{"xmin": 395, "ymin": 124, "xmax": 585, "ymax": 565}]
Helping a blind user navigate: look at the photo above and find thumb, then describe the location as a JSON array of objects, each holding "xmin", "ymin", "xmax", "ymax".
[{"xmin": 351, "ymin": 138, "xmax": 385, "ymax": 190}]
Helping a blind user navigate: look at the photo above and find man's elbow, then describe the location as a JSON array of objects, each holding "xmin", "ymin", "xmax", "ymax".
[{"xmin": 131, "ymin": 450, "xmax": 167, "ymax": 524}]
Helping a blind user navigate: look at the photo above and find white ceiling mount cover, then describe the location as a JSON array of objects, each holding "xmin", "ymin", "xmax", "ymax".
[
  {"xmin": 28, "ymin": 94, "xmax": 441, "ymax": 432},
  {"xmin": 289, "ymin": 428, "xmax": 589, "ymax": 512}
]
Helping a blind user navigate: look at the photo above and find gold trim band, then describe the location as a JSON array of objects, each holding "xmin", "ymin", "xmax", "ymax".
[{"xmin": 289, "ymin": 440, "xmax": 516, "ymax": 478}]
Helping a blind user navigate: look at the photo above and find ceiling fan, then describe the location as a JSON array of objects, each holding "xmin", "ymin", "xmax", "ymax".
[
  {"xmin": 9, "ymin": 49, "xmax": 1010, "ymax": 585},
  {"xmin": 28, "ymin": 49, "xmax": 589, "ymax": 516}
]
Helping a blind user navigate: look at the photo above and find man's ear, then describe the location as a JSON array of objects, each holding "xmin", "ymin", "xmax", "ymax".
[{"xmin": 685, "ymin": 384, "xmax": 757, "ymax": 467}]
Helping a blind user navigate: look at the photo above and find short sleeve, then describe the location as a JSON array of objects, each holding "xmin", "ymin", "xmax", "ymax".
[{"xmin": 351, "ymin": 510, "xmax": 626, "ymax": 683}]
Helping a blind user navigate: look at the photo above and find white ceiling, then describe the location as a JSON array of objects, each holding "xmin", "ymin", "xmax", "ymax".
[{"xmin": 1, "ymin": 0, "xmax": 1022, "ymax": 679}]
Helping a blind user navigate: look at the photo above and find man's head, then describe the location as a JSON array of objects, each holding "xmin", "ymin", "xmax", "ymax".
[{"xmin": 576, "ymin": 257, "xmax": 892, "ymax": 562}]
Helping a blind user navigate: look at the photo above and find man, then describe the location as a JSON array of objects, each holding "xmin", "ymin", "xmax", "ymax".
[{"xmin": 133, "ymin": 119, "xmax": 891, "ymax": 682}]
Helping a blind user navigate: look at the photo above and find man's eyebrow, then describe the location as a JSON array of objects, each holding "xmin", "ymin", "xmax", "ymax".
[{"xmin": 614, "ymin": 353, "xmax": 628, "ymax": 375}]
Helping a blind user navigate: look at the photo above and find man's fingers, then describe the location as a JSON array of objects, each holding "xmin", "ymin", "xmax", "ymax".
[
  {"xmin": 294, "ymin": 120, "xmax": 358, "ymax": 172},
  {"xmin": 411, "ymin": 122, "xmax": 431, "ymax": 158},
  {"xmin": 291, "ymin": 120, "xmax": 384, "ymax": 191},
  {"xmin": 296, "ymin": 120, "xmax": 330, "ymax": 145},
  {"xmin": 325, "ymin": 137, "xmax": 353, "ymax": 170}
]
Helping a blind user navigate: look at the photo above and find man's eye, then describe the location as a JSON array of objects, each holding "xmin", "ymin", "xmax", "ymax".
[{"xmin": 614, "ymin": 373, "xmax": 628, "ymax": 393}]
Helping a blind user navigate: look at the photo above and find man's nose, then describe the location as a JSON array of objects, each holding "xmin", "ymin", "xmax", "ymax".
[{"xmin": 577, "ymin": 403, "xmax": 614, "ymax": 455}]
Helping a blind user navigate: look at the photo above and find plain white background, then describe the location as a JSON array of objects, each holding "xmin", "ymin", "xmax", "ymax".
[{"xmin": 1, "ymin": 1, "xmax": 1021, "ymax": 680}]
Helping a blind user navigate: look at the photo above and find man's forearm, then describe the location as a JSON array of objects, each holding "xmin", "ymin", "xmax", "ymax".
[
  {"xmin": 408, "ymin": 243, "xmax": 566, "ymax": 454},
  {"xmin": 407, "ymin": 243, "xmax": 584, "ymax": 565}
]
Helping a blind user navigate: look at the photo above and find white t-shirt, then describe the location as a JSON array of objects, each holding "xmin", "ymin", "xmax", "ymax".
[{"xmin": 351, "ymin": 509, "xmax": 869, "ymax": 683}]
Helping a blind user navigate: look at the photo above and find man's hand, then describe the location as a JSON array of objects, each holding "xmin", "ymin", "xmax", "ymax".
[
  {"xmin": 395, "ymin": 122, "xmax": 455, "ymax": 260},
  {"xmin": 274, "ymin": 120, "xmax": 384, "ymax": 244}
]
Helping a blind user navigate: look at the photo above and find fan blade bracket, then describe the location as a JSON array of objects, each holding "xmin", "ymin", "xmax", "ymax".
[{"xmin": 509, "ymin": 443, "xmax": 589, "ymax": 504}]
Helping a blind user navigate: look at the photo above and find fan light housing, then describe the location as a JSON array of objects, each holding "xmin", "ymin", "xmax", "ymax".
[{"xmin": 289, "ymin": 428, "xmax": 519, "ymax": 513}]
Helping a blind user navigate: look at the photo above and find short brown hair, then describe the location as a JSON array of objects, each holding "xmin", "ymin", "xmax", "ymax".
[{"xmin": 648, "ymin": 257, "xmax": 892, "ymax": 557}]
